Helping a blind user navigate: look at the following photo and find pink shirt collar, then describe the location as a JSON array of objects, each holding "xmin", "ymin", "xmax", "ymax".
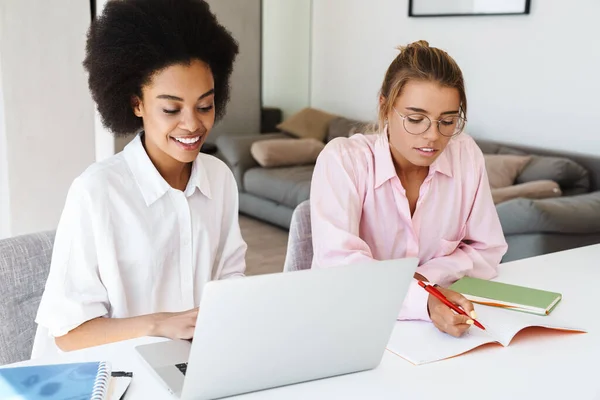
[{"xmin": 373, "ymin": 128, "xmax": 454, "ymax": 189}]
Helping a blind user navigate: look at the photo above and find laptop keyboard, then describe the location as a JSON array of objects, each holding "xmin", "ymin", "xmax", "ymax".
[{"xmin": 175, "ymin": 363, "xmax": 188, "ymax": 376}]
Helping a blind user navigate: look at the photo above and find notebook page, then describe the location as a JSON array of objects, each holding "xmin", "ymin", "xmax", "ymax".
[
  {"xmin": 474, "ymin": 304, "xmax": 587, "ymax": 346},
  {"xmin": 386, "ymin": 320, "xmax": 499, "ymax": 365},
  {"xmin": 108, "ymin": 375, "xmax": 133, "ymax": 400}
]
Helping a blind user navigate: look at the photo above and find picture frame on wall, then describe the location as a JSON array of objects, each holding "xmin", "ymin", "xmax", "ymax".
[{"xmin": 409, "ymin": 0, "xmax": 531, "ymax": 17}]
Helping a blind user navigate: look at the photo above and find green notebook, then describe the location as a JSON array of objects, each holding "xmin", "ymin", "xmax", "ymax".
[{"xmin": 449, "ymin": 277, "xmax": 562, "ymax": 316}]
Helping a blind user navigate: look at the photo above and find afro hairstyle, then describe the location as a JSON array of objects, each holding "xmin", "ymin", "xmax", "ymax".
[{"xmin": 84, "ymin": 0, "xmax": 239, "ymax": 136}]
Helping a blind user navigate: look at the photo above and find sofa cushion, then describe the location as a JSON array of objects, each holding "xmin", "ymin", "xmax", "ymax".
[
  {"xmin": 484, "ymin": 154, "xmax": 532, "ymax": 188},
  {"xmin": 216, "ymin": 132, "xmax": 291, "ymax": 191},
  {"xmin": 244, "ymin": 165, "xmax": 314, "ymax": 209},
  {"xmin": 250, "ymin": 138, "xmax": 324, "ymax": 168},
  {"xmin": 474, "ymin": 138, "xmax": 501, "ymax": 155},
  {"xmin": 491, "ymin": 180, "xmax": 561, "ymax": 205},
  {"xmin": 327, "ymin": 117, "xmax": 371, "ymax": 142},
  {"xmin": 516, "ymin": 155, "xmax": 590, "ymax": 195},
  {"xmin": 497, "ymin": 191, "xmax": 600, "ymax": 235},
  {"xmin": 475, "ymin": 138, "xmax": 592, "ymax": 195},
  {"xmin": 276, "ymin": 108, "xmax": 337, "ymax": 141},
  {"xmin": 475, "ymin": 138, "xmax": 528, "ymax": 156},
  {"xmin": 497, "ymin": 146, "xmax": 528, "ymax": 156}
]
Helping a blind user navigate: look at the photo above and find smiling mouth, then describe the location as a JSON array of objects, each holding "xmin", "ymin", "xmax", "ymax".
[
  {"xmin": 169, "ymin": 134, "xmax": 204, "ymax": 151},
  {"xmin": 172, "ymin": 136, "xmax": 201, "ymax": 144}
]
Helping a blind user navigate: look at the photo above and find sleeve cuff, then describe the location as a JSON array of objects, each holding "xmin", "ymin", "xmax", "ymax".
[
  {"xmin": 36, "ymin": 302, "xmax": 108, "ymax": 338},
  {"xmin": 416, "ymin": 259, "xmax": 465, "ymax": 288},
  {"xmin": 221, "ymin": 272, "xmax": 245, "ymax": 280},
  {"xmin": 397, "ymin": 279, "xmax": 431, "ymax": 322}
]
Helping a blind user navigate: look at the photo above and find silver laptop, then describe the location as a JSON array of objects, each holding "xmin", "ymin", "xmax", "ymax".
[{"xmin": 136, "ymin": 258, "xmax": 418, "ymax": 400}]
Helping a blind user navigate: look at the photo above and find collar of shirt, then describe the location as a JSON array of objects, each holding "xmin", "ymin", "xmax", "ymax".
[
  {"xmin": 373, "ymin": 127, "xmax": 453, "ymax": 189},
  {"xmin": 123, "ymin": 133, "xmax": 212, "ymax": 206}
]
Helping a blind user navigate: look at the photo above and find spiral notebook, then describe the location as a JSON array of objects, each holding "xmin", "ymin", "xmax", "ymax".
[{"xmin": 0, "ymin": 361, "xmax": 128, "ymax": 400}]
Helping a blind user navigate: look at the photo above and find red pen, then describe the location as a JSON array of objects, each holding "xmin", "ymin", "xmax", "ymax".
[{"xmin": 418, "ymin": 280, "xmax": 486, "ymax": 330}]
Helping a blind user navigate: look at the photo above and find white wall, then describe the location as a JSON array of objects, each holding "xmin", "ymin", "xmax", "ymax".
[
  {"xmin": 206, "ymin": 0, "xmax": 262, "ymax": 139},
  {"xmin": 95, "ymin": 108, "xmax": 116, "ymax": 161},
  {"xmin": 0, "ymin": 0, "xmax": 95, "ymax": 237},
  {"xmin": 94, "ymin": 0, "xmax": 117, "ymax": 161},
  {"xmin": 262, "ymin": 0, "xmax": 311, "ymax": 119},
  {"xmin": 311, "ymin": 0, "xmax": 600, "ymax": 155}
]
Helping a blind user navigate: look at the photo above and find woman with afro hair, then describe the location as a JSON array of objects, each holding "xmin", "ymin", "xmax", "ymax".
[{"xmin": 32, "ymin": 0, "xmax": 246, "ymax": 357}]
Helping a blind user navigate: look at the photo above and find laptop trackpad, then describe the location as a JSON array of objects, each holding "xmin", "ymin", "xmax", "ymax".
[{"xmin": 137, "ymin": 339, "xmax": 192, "ymax": 367}]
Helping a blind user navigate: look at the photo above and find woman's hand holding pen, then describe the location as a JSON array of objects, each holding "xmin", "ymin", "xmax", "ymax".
[{"xmin": 427, "ymin": 287, "xmax": 477, "ymax": 338}]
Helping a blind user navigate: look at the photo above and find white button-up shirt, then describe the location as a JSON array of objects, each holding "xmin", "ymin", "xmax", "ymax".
[{"xmin": 32, "ymin": 134, "xmax": 246, "ymax": 358}]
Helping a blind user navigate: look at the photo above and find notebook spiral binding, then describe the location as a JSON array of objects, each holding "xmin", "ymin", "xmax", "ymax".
[{"xmin": 91, "ymin": 361, "xmax": 111, "ymax": 400}]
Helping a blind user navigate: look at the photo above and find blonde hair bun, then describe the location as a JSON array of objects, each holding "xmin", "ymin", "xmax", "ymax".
[{"xmin": 396, "ymin": 40, "xmax": 430, "ymax": 52}]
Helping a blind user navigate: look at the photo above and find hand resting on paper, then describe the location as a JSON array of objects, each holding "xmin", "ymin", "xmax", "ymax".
[{"xmin": 427, "ymin": 286, "xmax": 476, "ymax": 338}]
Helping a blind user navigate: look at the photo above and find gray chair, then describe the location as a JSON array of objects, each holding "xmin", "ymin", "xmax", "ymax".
[
  {"xmin": 283, "ymin": 200, "xmax": 313, "ymax": 272},
  {"xmin": 0, "ymin": 231, "xmax": 55, "ymax": 365}
]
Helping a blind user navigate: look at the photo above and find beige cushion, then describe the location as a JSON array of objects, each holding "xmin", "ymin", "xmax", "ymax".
[
  {"xmin": 276, "ymin": 108, "xmax": 337, "ymax": 141},
  {"xmin": 484, "ymin": 154, "xmax": 532, "ymax": 188},
  {"xmin": 250, "ymin": 138, "xmax": 325, "ymax": 168},
  {"xmin": 491, "ymin": 180, "xmax": 562, "ymax": 204}
]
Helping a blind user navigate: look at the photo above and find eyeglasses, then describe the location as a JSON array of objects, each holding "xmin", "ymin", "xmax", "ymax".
[{"xmin": 393, "ymin": 107, "xmax": 466, "ymax": 137}]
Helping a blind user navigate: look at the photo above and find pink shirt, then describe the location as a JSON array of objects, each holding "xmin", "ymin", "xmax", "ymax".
[{"xmin": 310, "ymin": 132, "xmax": 508, "ymax": 321}]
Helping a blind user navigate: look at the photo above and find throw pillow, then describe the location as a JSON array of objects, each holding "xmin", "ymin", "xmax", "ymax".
[
  {"xmin": 250, "ymin": 138, "xmax": 325, "ymax": 168},
  {"xmin": 327, "ymin": 117, "xmax": 371, "ymax": 142},
  {"xmin": 491, "ymin": 180, "xmax": 562, "ymax": 205},
  {"xmin": 276, "ymin": 108, "xmax": 337, "ymax": 141},
  {"xmin": 484, "ymin": 154, "xmax": 532, "ymax": 189},
  {"xmin": 516, "ymin": 155, "xmax": 590, "ymax": 195}
]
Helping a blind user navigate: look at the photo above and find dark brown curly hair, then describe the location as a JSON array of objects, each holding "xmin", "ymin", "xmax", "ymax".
[{"xmin": 84, "ymin": 0, "xmax": 239, "ymax": 136}]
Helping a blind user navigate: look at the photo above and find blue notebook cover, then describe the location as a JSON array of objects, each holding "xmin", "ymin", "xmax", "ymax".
[{"xmin": 0, "ymin": 361, "xmax": 111, "ymax": 400}]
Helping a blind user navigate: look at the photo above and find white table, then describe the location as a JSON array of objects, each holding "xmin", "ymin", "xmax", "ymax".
[{"xmin": 5, "ymin": 245, "xmax": 600, "ymax": 399}]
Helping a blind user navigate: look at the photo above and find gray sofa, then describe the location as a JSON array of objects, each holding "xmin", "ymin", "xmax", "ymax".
[
  {"xmin": 477, "ymin": 139, "xmax": 600, "ymax": 261},
  {"xmin": 0, "ymin": 231, "xmax": 54, "ymax": 365},
  {"xmin": 218, "ymin": 132, "xmax": 305, "ymax": 228},
  {"xmin": 217, "ymin": 118, "xmax": 600, "ymax": 262}
]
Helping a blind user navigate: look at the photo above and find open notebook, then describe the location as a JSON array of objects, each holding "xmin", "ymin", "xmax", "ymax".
[{"xmin": 386, "ymin": 303, "xmax": 586, "ymax": 365}]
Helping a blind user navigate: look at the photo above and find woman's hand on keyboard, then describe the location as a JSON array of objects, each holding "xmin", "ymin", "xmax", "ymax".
[{"xmin": 149, "ymin": 307, "xmax": 199, "ymax": 340}]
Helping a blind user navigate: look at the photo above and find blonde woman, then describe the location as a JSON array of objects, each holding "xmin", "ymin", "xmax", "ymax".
[{"xmin": 310, "ymin": 41, "xmax": 507, "ymax": 337}]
